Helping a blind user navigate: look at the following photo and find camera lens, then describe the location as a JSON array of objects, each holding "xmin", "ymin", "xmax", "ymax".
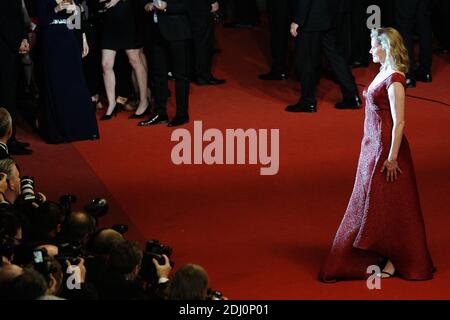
[{"xmin": 20, "ymin": 176, "xmax": 36, "ymax": 202}]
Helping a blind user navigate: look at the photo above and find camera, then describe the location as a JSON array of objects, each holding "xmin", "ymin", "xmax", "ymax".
[
  {"xmin": 33, "ymin": 248, "xmax": 57, "ymax": 278},
  {"xmin": 140, "ymin": 240, "xmax": 174, "ymax": 284},
  {"xmin": 84, "ymin": 198, "xmax": 109, "ymax": 219},
  {"xmin": 59, "ymin": 195, "xmax": 109, "ymax": 223},
  {"xmin": 20, "ymin": 176, "xmax": 42, "ymax": 203},
  {"xmin": 55, "ymin": 242, "xmax": 83, "ymax": 265},
  {"xmin": 206, "ymin": 289, "xmax": 224, "ymax": 300},
  {"xmin": 59, "ymin": 194, "xmax": 77, "ymax": 215},
  {"xmin": 111, "ymin": 224, "xmax": 128, "ymax": 235},
  {"xmin": 33, "ymin": 249, "xmax": 44, "ymax": 263}
]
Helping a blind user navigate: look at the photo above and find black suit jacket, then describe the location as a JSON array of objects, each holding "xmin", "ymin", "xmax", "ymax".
[
  {"xmin": 0, "ymin": 0, "xmax": 26, "ymax": 53},
  {"xmin": 148, "ymin": 0, "xmax": 192, "ymax": 41},
  {"xmin": 190, "ymin": 0, "xmax": 215, "ymax": 16},
  {"xmin": 294, "ymin": 0, "xmax": 339, "ymax": 31},
  {"xmin": 0, "ymin": 143, "xmax": 9, "ymax": 160}
]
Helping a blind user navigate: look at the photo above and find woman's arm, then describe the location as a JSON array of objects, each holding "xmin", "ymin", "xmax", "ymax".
[
  {"xmin": 381, "ymin": 82, "xmax": 406, "ymax": 182},
  {"xmin": 82, "ymin": 32, "xmax": 89, "ymax": 57},
  {"xmin": 387, "ymin": 82, "xmax": 406, "ymax": 161}
]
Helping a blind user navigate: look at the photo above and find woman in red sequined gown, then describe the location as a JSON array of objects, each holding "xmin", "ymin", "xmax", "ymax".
[{"xmin": 319, "ymin": 28, "xmax": 435, "ymax": 282}]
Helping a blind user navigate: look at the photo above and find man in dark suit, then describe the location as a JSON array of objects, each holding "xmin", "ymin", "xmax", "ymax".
[
  {"xmin": 286, "ymin": 0, "xmax": 361, "ymax": 113},
  {"xmin": 189, "ymin": 0, "xmax": 225, "ymax": 86},
  {"xmin": 0, "ymin": 108, "xmax": 13, "ymax": 159},
  {"xmin": 395, "ymin": 0, "xmax": 433, "ymax": 88},
  {"xmin": 349, "ymin": 0, "xmax": 372, "ymax": 68},
  {"xmin": 432, "ymin": 0, "xmax": 450, "ymax": 53},
  {"xmin": 0, "ymin": 0, "xmax": 32, "ymax": 154},
  {"xmin": 139, "ymin": 0, "xmax": 191, "ymax": 127},
  {"xmin": 259, "ymin": 0, "xmax": 296, "ymax": 80}
]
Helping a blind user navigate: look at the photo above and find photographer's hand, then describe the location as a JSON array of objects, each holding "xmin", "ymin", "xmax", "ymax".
[
  {"xmin": 154, "ymin": 1, "xmax": 167, "ymax": 11},
  {"xmin": 152, "ymin": 254, "xmax": 172, "ymax": 279},
  {"xmin": 105, "ymin": 0, "xmax": 120, "ymax": 10},
  {"xmin": 66, "ymin": 257, "xmax": 86, "ymax": 284},
  {"xmin": 31, "ymin": 192, "xmax": 47, "ymax": 208},
  {"xmin": 144, "ymin": 2, "xmax": 154, "ymax": 12}
]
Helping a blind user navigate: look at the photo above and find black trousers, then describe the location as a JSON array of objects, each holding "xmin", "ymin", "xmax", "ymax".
[
  {"xmin": 191, "ymin": 13, "xmax": 214, "ymax": 81},
  {"xmin": 395, "ymin": 0, "xmax": 433, "ymax": 75},
  {"xmin": 231, "ymin": 0, "xmax": 259, "ymax": 25},
  {"xmin": 150, "ymin": 30, "xmax": 190, "ymax": 118},
  {"xmin": 266, "ymin": 0, "xmax": 294, "ymax": 74},
  {"xmin": 432, "ymin": 0, "xmax": 450, "ymax": 49},
  {"xmin": 0, "ymin": 43, "xmax": 19, "ymax": 139},
  {"xmin": 350, "ymin": 0, "xmax": 371, "ymax": 65},
  {"xmin": 337, "ymin": 11, "xmax": 352, "ymax": 64},
  {"xmin": 296, "ymin": 29, "xmax": 357, "ymax": 105}
]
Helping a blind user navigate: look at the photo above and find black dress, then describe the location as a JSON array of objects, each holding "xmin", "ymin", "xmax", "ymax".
[
  {"xmin": 99, "ymin": 0, "xmax": 143, "ymax": 50},
  {"xmin": 37, "ymin": 0, "xmax": 99, "ymax": 144}
]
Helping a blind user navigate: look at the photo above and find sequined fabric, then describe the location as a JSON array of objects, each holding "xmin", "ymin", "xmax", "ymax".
[{"xmin": 319, "ymin": 73, "xmax": 435, "ymax": 282}]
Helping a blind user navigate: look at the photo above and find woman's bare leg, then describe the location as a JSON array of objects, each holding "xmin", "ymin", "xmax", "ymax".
[
  {"xmin": 126, "ymin": 49, "xmax": 149, "ymax": 115},
  {"xmin": 102, "ymin": 49, "xmax": 117, "ymax": 115}
]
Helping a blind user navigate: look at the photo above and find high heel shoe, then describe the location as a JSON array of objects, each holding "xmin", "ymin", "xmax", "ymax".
[
  {"xmin": 129, "ymin": 103, "xmax": 150, "ymax": 119},
  {"xmin": 100, "ymin": 104, "xmax": 120, "ymax": 121},
  {"xmin": 376, "ymin": 260, "xmax": 396, "ymax": 279}
]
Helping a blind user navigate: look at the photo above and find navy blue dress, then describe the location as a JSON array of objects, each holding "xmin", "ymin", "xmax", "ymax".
[{"xmin": 37, "ymin": 0, "xmax": 99, "ymax": 144}]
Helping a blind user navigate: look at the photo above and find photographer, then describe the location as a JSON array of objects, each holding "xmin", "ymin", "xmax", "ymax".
[
  {"xmin": 31, "ymin": 253, "xmax": 65, "ymax": 300},
  {"xmin": 6, "ymin": 268, "xmax": 65, "ymax": 300},
  {"xmin": 55, "ymin": 211, "xmax": 96, "ymax": 249},
  {"xmin": 0, "ymin": 108, "xmax": 13, "ymax": 159},
  {"xmin": 27, "ymin": 201, "xmax": 65, "ymax": 243},
  {"xmin": 168, "ymin": 264, "xmax": 208, "ymax": 300},
  {"xmin": 0, "ymin": 264, "xmax": 24, "ymax": 299},
  {"xmin": 92, "ymin": 240, "xmax": 147, "ymax": 300},
  {"xmin": 85, "ymin": 228, "xmax": 125, "ymax": 287},
  {"xmin": 0, "ymin": 158, "xmax": 46, "ymax": 207},
  {"xmin": 0, "ymin": 173, "xmax": 8, "ymax": 206},
  {"xmin": 152, "ymin": 259, "xmax": 225, "ymax": 301},
  {"xmin": 0, "ymin": 209, "xmax": 23, "ymax": 265},
  {"xmin": 0, "ymin": 159, "xmax": 21, "ymax": 205}
]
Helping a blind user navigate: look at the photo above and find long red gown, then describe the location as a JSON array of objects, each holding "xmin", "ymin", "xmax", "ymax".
[{"xmin": 319, "ymin": 72, "xmax": 435, "ymax": 282}]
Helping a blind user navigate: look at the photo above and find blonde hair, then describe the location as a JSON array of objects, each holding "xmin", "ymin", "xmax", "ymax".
[{"xmin": 371, "ymin": 28, "xmax": 409, "ymax": 73}]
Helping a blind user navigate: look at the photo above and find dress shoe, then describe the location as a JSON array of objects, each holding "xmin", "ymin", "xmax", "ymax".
[
  {"xmin": 12, "ymin": 140, "xmax": 31, "ymax": 148},
  {"xmin": 335, "ymin": 95, "xmax": 362, "ymax": 110},
  {"xmin": 138, "ymin": 114, "xmax": 169, "ymax": 126},
  {"xmin": 434, "ymin": 47, "xmax": 449, "ymax": 55},
  {"xmin": 195, "ymin": 77, "xmax": 226, "ymax": 86},
  {"xmin": 406, "ymin": 78, "xmax": 416, "ymax": 88},
  {"xmin": 258, "ymin": 72, "xmax": 288, "ymax": 80},
  {"xmin": 285, "ymin": 102, "xmax": 317, "ymax": 113},
  {"xmin": 414, "ymin": 71, "xmax": 432, "ymax": 83},
  {"xmin": 168, "ymin": 115, "xmax": 189, "ymax": 127},
  {"xmin": 8, "ymin": 141, "xmax": 33, "ymax": 156}
]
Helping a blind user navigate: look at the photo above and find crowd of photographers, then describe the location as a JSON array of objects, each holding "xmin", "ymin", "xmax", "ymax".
[{"xmin": 0, "ymin": 110, "xmax": 222, "ymax": 301}]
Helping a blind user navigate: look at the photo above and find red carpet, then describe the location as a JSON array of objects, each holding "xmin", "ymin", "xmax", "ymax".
[{"xmin": 16, "ymin": 25, "xmax": 450, "ymax": 300}]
